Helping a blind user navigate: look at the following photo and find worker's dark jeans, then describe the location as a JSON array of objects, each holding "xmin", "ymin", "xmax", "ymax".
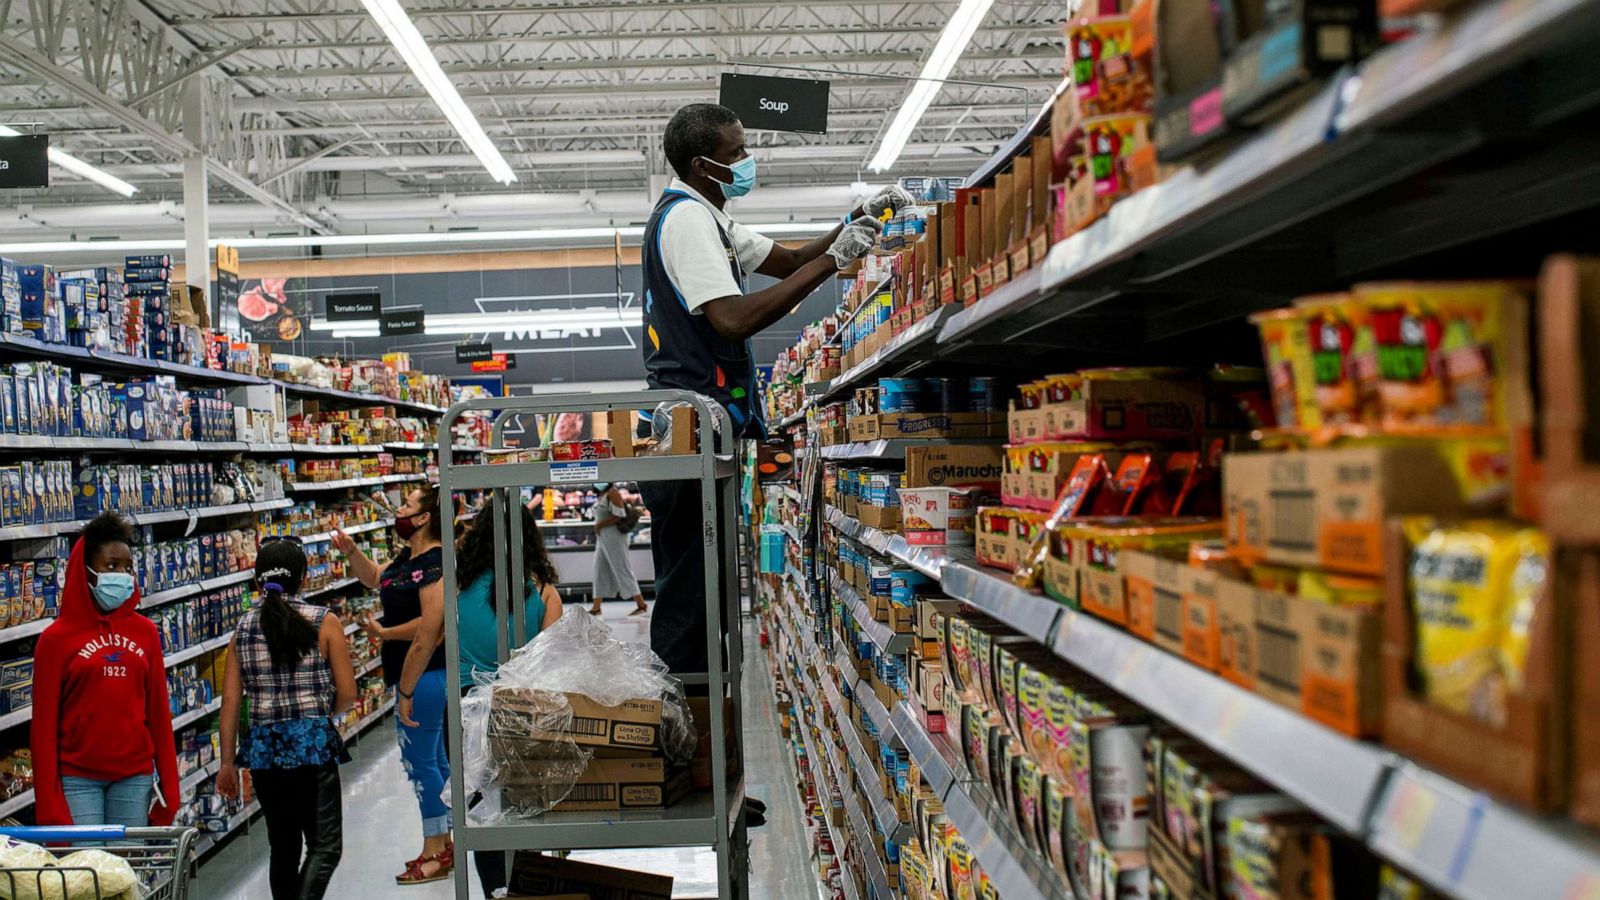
[{"xmin": 641, "ymin": 478, "xmax": 729, "ymax": 678}]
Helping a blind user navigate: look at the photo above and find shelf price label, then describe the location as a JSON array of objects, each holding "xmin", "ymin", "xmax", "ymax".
[{"xmin": 1383, "ymin": 779, "xmax": 1438, "ymax": 853}]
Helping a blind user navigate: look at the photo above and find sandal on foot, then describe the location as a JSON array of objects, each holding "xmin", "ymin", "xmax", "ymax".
[{"xmin": 396, "ymin": 854, "xmax": 452, "ymax": 885}]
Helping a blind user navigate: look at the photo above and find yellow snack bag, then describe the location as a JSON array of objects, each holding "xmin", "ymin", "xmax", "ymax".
[
  {"xmin": 1405, "ymin": 518, "xmax": 1548, "ymax": 727},
  {"xmin": 1250, "ymin": 308, "xmax": 1321, "ymax": 432},
  {"xmin": 1501, "ymin": 528, "xmax": 1550, "ymax": 694},
  {"xmin": 1296, "ymin": 570, "xmax": 1382, "ymax": 606}
]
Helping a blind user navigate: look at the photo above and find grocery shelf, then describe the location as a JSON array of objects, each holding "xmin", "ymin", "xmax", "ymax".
[
  {"xmin": 834, "ymin": 704, "xmax": 904, "ymax": 842},
  {"xmin": 840, "ymin": 274, "xmax": 894, "ymax": 327},
  {"xmin": 937, "ymin": 772, "xmax": 1074, "ymax": 900},
  {"xmin": 792, "ymin": 712, "xmax": 863, "ymax": 900},
  {"xmin": 0, "ymin": 618, "xmax": 53, "ymax": 644},
  {"xmin": 1370, "ymin": 763, "xmax": 1600, "ymax": 900},
  {"xmin": 841, "ymin": 791, "xmax": 895, "ymax": 900},
  {"xmin": 286, "ymin": 475, "xmax": 392, "ymax": 491},
  {"xmin": 288, "ymin": 443, "xmax": 386, "ymax": 455},
  {"xmin": 817, "ymin": 664, "xmax": 851, "ymax": 738},
  {"xmin": 171, "ymin": 697, "xmax": 223, "ymax": 731},
  {"xmin": 180, "ymin": 760, "xmax": 222, "ymax": 795},
  {"xmin": 0, "ymin": 499, "xmax": 290, "ymax": 542},
  {"xmin": 0, "ymin": 333, "xmax": 448, "ymax": 415},
  {"xmin": 933, "ymin": 551, "xmax": 1060, "ymax": 649},
  {"xmin": 279, "ymin": 381, "xmax": 445, "ymax": 415},
  {"xmin": 339, "ymin": 697, "xmax": 396, "ymax": 740},
  {"xmin": 776, "ymin": 406, "xmax": 809, "ymax": 430},
  {"xmin": 165, "ymin": 631, "xmax": 234, "ymax": 667},
  {"xmin": 938, "ymin": 556, "xmax": 1386, "ymax": 833},
  {"xmin": 936, "ymin": 0, "xmax": 1600, "ymax": 353},
  {"xmin": 0, "ymin": 709, "xmax": 28, "ymax": 731},
  {"xmin": 296, "ymin": 517, "xmax": 393, "ymax": 545},
  {"xmin": 820, "ymin": 304, "xmax": 954, "ymax": 401},
  {"xmin": 385, "ymin": 441, "xmax": 486, "ymax": 453},
  {"xmin": 831, "ymin": 574, "xmax": 910, "ymax": 656},
  {"xmin": 885, "ymin": 536, "xmax": 949, "ymax": 581},
  {"xmin": 851, "ymin": 677, "xmax": 894, "ymax": 744},
  {"xmin": 355, "ymin": 655, "xmax": 384, "ymax": 678},
  {"xmin": 305, "ymin": 576, "xmax": 362, "ymax": 599},
  {"xmin": 779, "ymin": 522, "xmax": 802, "ymax": 546},
  {"xmin": 889, "ymin": 701, "xmax": 958, "ymax": 799},
  {"xmin": 192, "ymin": 800, "xmax": 263, "ymax": 859},
  {"xmin": 0, "ymin": 789, "xmax": 32, "ymax": 818},
  {"xmin": 889, "ymin": 695, "xmax": 1073, "ymax": 900},
  {"xmin": 1338, "ymin": 0, "xmax": 1597, "ymax": 133},
  {"xmin": 141, "ymin": 569, "xmax": 254, "ymax": 610},
  {"xmin": 0, "ymin": 435, "xmax": 253, "ymax": 453},
  {"xmin": 460, "ymin": 777, "xmax": 747, "ymax": 852},
  {"xmin": 825, "ymin": 506, "xmax": 895, "ymax": 557},
  {"xmin": 818, "ymin": 439, "xmax": 937, "ymax": 461}
]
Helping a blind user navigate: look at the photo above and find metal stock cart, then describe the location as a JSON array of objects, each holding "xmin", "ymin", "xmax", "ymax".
[
  {"xmin": 0, "ymin": 825, "xmax": 197, "ymax": 900},
  {"xmin": 438, "ymin": 390, "xmax": 749, "ymax": 899}
]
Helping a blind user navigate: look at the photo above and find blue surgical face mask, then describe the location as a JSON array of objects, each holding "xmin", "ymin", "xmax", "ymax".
[
  {"xmin": 89, "ymin": 570, "xmax": 136, "ymax": 612},
  {"xmin": 700, "ymin": 155, "xmax": 756, "ymax": 199}
]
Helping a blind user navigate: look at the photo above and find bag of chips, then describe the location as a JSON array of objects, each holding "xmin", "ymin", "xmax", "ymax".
[{"xmin": 1404, "ymin": 518, "xmax": 1549, "ymax": 727}]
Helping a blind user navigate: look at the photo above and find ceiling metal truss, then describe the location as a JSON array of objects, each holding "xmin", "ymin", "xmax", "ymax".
[{"xmin": 0, "ymin": 0, "xmax": 1066, "ymax": 241}]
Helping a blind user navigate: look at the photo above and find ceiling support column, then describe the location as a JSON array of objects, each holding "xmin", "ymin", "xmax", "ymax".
[{"xmin": 182, "ymin": 78, "xmax": 210, "ymax": 300}]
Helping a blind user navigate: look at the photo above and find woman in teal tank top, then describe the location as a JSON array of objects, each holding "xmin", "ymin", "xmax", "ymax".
[{"xmin": 395, "ymin": 495, "xmax": 561, "ymax": 897}]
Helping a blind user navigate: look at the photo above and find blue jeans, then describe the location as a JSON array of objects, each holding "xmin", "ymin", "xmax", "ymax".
[
  {"xmin": 397, "ymin": 669, "xmax": 451, "ymax": 838},
  {"xmin": 61, "ymin": 773, "xmax": 153, "ymax": 827}
]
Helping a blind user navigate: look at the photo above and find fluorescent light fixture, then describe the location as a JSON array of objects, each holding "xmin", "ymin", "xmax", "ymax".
[
  {"xmin": 0, "ymin": 125, "xmax": 138, "ymax": 197},
  {"xmin": 320, "ymin": 307, "xmax": 642, "ymax": 340},
  {"xmin": 0, "ymin": 221, "xmax": 836, "ymax": 255},
  {"xmin": 868, "ymin": 0, "xmax": 998, "ymax": 173},
  {"xmin": 356, "ymin": 0, "xmax": 516, "ymax": 184}
]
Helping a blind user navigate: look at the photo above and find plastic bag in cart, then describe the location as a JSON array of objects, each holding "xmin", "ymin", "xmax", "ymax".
[
  {"xmin": 461, "ymin": 607, "xmax": 696, "ymax": 823},
  {"xmin": 0, "ymin": 840, "xmax": 141, "ymax": 900},
  {"xmin": 642, "ymin": 398, "xmax": 722, "ymax": 456}
]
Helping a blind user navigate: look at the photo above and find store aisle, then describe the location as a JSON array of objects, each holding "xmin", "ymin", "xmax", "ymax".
[{"xmin": 195, "ymin": 599, "xmax": 811, "ymax": 898}]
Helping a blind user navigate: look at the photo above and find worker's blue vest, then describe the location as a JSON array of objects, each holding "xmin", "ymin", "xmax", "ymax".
[{"xmin": 641, "ymin": 189, "xmax": 765, "ymax": 438}]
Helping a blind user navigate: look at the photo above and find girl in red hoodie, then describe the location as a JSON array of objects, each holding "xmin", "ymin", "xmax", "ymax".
[{"xmin": 30, "ymin": 512, "xmax": 180, "ymax": 826}]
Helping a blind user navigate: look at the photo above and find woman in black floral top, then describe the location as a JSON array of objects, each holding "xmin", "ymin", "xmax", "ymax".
[{"xmin": 334, "ymin": 485, "xmax": 452, "ymax": 885}]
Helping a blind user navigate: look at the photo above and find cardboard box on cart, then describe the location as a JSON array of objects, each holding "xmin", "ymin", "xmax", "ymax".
[
  {"xmin": 491, "ymin": 689, "xmax": 666, "ymax": 755},
  {"xmin": 508, "ymin": 853, "xmax": 673, "ymax": 900}
]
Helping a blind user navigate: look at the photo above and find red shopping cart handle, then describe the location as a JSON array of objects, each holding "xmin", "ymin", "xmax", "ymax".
[{"xmin": 0, "ymin": 826, "xmax": 127, "ymax": 843}]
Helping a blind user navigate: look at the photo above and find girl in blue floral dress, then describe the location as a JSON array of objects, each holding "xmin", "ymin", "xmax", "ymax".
[{"xmin": 218, "ymin": 539, "xmax": 358, "ymax": 900}]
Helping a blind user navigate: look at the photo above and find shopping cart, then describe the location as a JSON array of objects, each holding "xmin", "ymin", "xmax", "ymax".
[{"xmin": 0, "ymin": 826, "xmax": 197, "ymax": 900}]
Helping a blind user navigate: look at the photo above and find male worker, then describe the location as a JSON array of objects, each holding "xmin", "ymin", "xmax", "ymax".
[{"xmin": 639, "ymin": 103, "xmax": 912, "ymax": 680}]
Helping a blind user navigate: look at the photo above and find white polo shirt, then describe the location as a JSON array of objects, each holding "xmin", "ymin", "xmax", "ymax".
[{"xmin": 659, "ymin": 178, "xmax": 776, "ymax": 315}]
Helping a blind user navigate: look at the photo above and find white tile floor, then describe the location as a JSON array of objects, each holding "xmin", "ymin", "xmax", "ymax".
[{"xmin": 194, "ymin": 599, "xmax": 814, "ymax": 899}]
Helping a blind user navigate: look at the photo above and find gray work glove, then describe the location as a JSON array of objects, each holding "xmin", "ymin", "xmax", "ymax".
[
  {"xmin": 857, "ymin": 184, "xmax": 916, "ymax": 221},
  {"xmin": 828, "ymin": 216, "xmax": 883, "ymax": 267}
]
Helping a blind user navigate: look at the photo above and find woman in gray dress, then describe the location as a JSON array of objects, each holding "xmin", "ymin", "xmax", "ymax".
[{"xmin": 589, "ymin": 482, "xmax": 648, "ymax": 616}]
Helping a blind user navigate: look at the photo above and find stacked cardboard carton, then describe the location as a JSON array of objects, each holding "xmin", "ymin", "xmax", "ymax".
[{"xmin": 488, "ymin": 689, "xmax": 691, "ymax": 813}]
